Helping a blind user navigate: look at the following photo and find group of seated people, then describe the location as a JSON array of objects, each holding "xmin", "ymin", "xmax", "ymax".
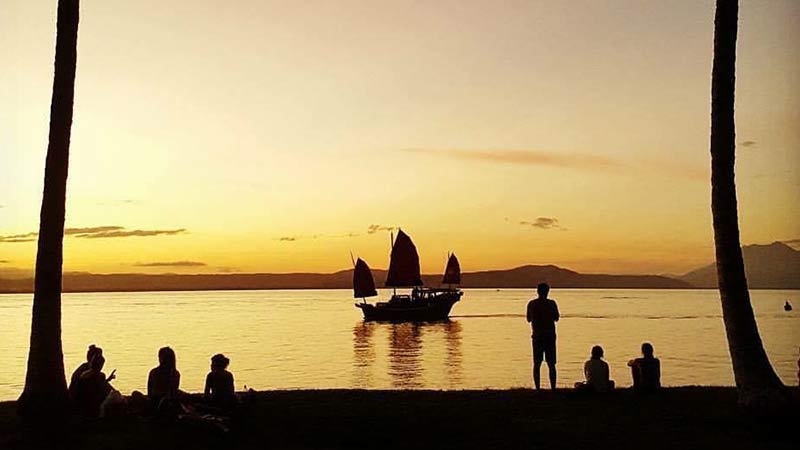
[
  {"xmin": 574, "ymin": 342, "xmax": 661, "ymax": 393},
  {"xmin": 68, "ymin": 344, "xmax": 238, "ymax": 418}
]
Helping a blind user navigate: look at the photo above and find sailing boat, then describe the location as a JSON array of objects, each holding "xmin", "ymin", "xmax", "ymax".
[{"xmin": 353, "ymin": 229, "xmax": 463, "ymax": 321}]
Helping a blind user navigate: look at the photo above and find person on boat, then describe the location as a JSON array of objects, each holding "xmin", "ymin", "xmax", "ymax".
[
  {"xmin": 628, "ymin": 342, "xmax": 661, "ymax": 393},
  {"xmin": 73, "ymin": 354, "xmax": 116, "ymax": 417},
  {"xmin": 526, "ymin": 282, "xmax": 560, "ymax": 390},
  {"xmin": 785, "ymin": 301, "xmax": 792, "ymax": 311},
  {"xmin": 69, "ymin": 344, "xmax": 103, "ymax": 400},
  {"xmin": 205, "ymin": 353, "xmax": 236, "ymax": 410},
  {"xmin": 575, "ymin": 345, "xmax": 615, "ymax": 392},
  {"xmin": 148, "ymin": 346, "xmax": 182, "ymax": 409}
]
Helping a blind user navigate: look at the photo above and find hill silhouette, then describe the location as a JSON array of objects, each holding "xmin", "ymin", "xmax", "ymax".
[
  {"xmin": 0, "ymin": 264, "xmax": 689, "ymax": 293},
  {"xmin": 680, "ymin": 241, "xmax": 800, "ymax": 289}
]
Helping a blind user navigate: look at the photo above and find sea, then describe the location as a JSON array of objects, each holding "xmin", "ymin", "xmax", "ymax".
[{"xmin": 1, "ymin": 288, "xmax": 798, "ymax": 400}]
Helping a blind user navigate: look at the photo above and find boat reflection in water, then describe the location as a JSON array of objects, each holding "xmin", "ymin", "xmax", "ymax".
[{"xmin": 352, "ymin": 320, "xmax": 462, "ymax": 389}]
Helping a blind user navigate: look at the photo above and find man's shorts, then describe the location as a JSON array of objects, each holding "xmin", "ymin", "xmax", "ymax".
[{"xmin": 532, "ymin": 335, "xmax": 557, "ymax": 364}]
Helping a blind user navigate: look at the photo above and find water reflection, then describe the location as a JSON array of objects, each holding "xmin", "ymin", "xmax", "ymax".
[
  {"xmin": 352, "ymin": 321, "xmax": 376, "ymax": 388},
  {"xmin": 352, "ymin": 320, "xmax": 463, "ymax": 389}
]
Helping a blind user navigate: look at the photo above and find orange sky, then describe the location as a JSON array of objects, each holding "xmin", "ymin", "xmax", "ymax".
[{"xmin": 1, "ymin": 0, "xmax": 798, "ymax": 276}]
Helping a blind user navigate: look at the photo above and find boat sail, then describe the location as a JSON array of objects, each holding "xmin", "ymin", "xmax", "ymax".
[
  {"xmin": 353, "ymin": 258, "xmax": 378, "ymax": 300},
  {"xmin": 385, "ymin": 229, "xmax": 423, "ymax": 287},
  {"xmin": 442, "ymin": 253, "xmax": 461, "ymax": 285},
  {"xmin": 353, "ymin": 229, "xmax": 463, "ymax": 322}
]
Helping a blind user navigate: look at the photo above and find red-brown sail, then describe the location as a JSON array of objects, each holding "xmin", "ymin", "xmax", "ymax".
[
  {"xmin": 353, "ymin": 258, "xmax": 378, "ymax": 298},
  {"xmin": 385, "ymin": 229, "xmax": 423, "ymax": 287},
  {"xmin": 442, "ymin": 253, "xmax": 461, "ymax": 285}
]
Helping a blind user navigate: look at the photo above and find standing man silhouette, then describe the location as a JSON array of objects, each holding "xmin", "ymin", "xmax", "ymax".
[{"xmin": 527, "ymin": 282, "xmax": 560, "ymax": 390}]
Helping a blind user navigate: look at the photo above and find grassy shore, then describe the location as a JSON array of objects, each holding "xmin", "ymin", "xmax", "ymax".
[{"xmin": 1, "ymin": 387, "xmax": 798, "ymax": 449}]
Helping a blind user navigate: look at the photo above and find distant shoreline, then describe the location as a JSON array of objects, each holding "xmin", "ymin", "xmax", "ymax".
[{"xmin": 1, "ymin": 286, "xmax": 797, "ymax": 295}]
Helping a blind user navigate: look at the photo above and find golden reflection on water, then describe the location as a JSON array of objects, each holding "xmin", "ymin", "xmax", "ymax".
[{"xmin": 353, "ymin": 321, "xmax": 462, "ymax": 389}]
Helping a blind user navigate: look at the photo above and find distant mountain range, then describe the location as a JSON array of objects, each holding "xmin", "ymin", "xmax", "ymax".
[
  {"xmin": 0, "ymin": 264, "xmax": 688, "ymax": 293},
  {"xmin": 679, "ymin": 241, "xmax": 800, "ymax": 289},
  {"xmin": 1, "ymin": 242, "xmax": 796, "ymax": 293}
]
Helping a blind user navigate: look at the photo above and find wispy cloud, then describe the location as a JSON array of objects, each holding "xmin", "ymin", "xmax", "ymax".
[
  {"xmin": 0, "ymin": 232, "xmax": 38, "ymax": 243},
  {"xmin": 276, "ymin": 231, "xmax": 360, "ymax": 242},
  {"xmin": 134, "ymin": 261, "xmax": 206, "ymax": 267},
  {"xmin": 0, "ymin": 226, "xmax": 186, "ymax": 243},
  {"xmin": 403, "ymin": 148, "xmax": 618, "ymax": 170},
  {"xmin": 519, "ymin": 217, "xmax": 565, "ymax": 230},
  {"xmin": 79, "ymin": 228, "xmax": 186, "ymax": 239},
  {"xmin": 0, "ymin": 259, "xmax": 9, "ymax": 264},
  {"xmin": 740, "ymin": 140, "xmax": 757, "ymax": 148},
  {"xmin": 367, "ymin": 224, "xmax": 397, "ymax": 234},
  {"xmin": 66, "ymin": 226, "xmax": 125, "ymax": 236}
]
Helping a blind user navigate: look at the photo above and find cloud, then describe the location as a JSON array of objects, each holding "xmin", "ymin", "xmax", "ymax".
[
  {"xmin": 740, "ymin": 140, "xmax": 757, "ymax": 148},
  {"xmin": 403, "ymin": 148, "xmax": 618, "ymax": 170},
  {"xmin": 367, "ymin": 224, "xmax": 397, "ymax": 234},
  {"xmin": 79, "ymin": 228, "xmax": 186, "ymax": 238},
  {"xmin": 134, "ymin": 261, "xmax": 207, "ymax": 267},
  {"xmin": 519, "ymin": 217, "xmax": 564, "ymax": 230},
  {"xmin": 0, "ymin": 226, "xmax": 186, "ymax": 243},
  {"xmin": 65, "ymin": 226, "xmax": 125, "ymax": 236},
  {"xmin": 278, "ymin": 236, "xmax": 298, "ymax": 242},
  {"xmin": 0, "ymin": 232, "xmax": 38, "ymax": 243},
  {"xmin": 0, "ymin": 259, "xmax": 9, "ymax": 264},
  {"xmin": 277, "ymin": 232, "xmax": 359, "ymax": 242}
]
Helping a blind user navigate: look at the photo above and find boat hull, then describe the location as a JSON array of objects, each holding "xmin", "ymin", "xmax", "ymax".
[{"xmin": 355, "ymin": 290, "xmax": 462, "ymax": 322}]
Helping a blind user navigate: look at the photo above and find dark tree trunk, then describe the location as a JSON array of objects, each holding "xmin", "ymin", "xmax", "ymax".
[
  {"xmin": 17, "ymin": 0, "xmax": 80, "ymax": 420},
  {"xmin": 709, "ymin": 0, "xmax": 788, "ymax": 412}
]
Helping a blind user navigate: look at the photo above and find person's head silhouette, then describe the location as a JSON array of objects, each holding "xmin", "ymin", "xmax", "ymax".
[
  {"xmin": 158, "ymin": 346, "xmax": 176, "ymax": 370},
  {"xmin": 641, "ymin": 342, "xmax": 654, "ymax": 358},
  {"xmin": 86, "ymin": 344, "xmax": 102, "ymax": 363},
  {"xmin": 591, "ymin": 345, "xmax": 604, "ymax": 360},
  {"xmin": 211, "ymin": 353, "xmax": 230, "ymax": 371},
  {"xmin": 537, "ymin": 283, "xmax": 550, "ymax": 299}
]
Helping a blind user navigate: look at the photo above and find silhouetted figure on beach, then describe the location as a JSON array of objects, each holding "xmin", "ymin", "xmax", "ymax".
[
  {"xmin": 148, "ymin": 346, "xmax": 181, "ymax": 408},
  {"xmin": 205, "ymin": 354, "xmax": 236, "ymax": 410},
  {"xmin": 526, "ymin": 282, "xmax": 560, "ymax": 390},
  {"xmin": 68, "ymin": 344, "xmax": 102, "ymax": 399},
  {"xmin": 73, "ymin": 354, "xmax": 116, "ymax": 417},
  {"xmin": 575, "ymin": 345, "xmax": 615, "ymax": 392},
  {"xmin": 628, "ymin": 342, "xmax": 661, "ymax": 393}
]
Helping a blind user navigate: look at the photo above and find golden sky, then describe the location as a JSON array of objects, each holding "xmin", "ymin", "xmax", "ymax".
[{"xmin": 1, "ymin": 0, "xmax": 798, "ymax": 276}]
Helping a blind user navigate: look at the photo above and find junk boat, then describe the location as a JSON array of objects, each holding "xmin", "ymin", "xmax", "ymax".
[{"xmin": 353, "ymin": 229, "xmax": 462, "ymax": 322}]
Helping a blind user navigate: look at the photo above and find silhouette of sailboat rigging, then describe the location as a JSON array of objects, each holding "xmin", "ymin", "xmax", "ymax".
[{"xmin": 353, "ymin": 229, "xmax": 463, "ymax": 321}]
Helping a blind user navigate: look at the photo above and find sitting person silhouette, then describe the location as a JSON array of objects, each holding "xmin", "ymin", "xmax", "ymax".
[
  {"xmin": 69, "ymin": 344, "xmax": 102, "ymax": 399},
  {"xmin": 148, "ymin": 346, "xmax": 182, "ymax": 408},
  {"xmin": 575, "ymin": 345, "xmax": 615, "ymax": 392},
  {"xmin": 628, "ymin": 342, "xmax": 661, "ymax": 393},
  {"xmin": 204, "ymin": 354, "xmax": 236, "ymax": 410},
  {"xmin": 73, "ymin": 354, "xmax": 116, "ymax": 417}
]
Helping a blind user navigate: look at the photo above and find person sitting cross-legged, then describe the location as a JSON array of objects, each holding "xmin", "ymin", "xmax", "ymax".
[{"xmin": 575, "ymin": 345, "xmax": 615, "ymax": 393}]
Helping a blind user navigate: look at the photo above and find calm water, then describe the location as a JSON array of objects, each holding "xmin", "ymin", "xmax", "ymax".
[{"xmin": 1, "ymin": 289, "xmax": 798, "ymax": 400}]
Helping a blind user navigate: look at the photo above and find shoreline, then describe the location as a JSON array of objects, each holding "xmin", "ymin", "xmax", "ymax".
[{"xmin": 2, "ymin": 387, "xmax": 798, "ymax": 449}]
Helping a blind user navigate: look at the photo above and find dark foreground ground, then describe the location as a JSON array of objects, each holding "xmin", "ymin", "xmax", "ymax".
[{"xmin": 1, "ymin": 387, "xmax": 798, "ymax": 450}]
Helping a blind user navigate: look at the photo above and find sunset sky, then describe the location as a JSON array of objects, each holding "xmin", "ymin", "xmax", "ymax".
[{"xmin": 1, "ymin": 0, "xmax": 798, "ymax": 277}]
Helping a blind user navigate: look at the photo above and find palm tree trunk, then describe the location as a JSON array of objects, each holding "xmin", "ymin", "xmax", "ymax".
[
  {"xmin": 17, "ymin": 0, "xmax": 80, "ymax": 419},
  {"xmin": 709, "ymin": 0, "xmax": 787, "ymax": 412}
]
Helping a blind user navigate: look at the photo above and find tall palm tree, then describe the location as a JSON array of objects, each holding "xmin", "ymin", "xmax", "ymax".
[
  {"xmin": 17, "ymin": 0, "xmax": 80, "ymax": 419},
  {"xmin": 709, "ymin": 0, "xmax": 787, "ymax": 411}
]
